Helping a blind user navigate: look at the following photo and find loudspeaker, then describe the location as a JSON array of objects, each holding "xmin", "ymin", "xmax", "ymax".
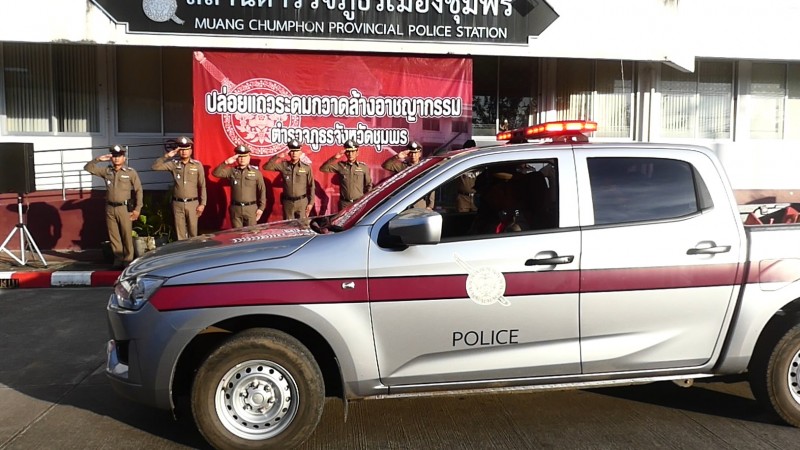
[{"xmin": 0, "ymin": 142, "xmax": 36, "ymax": 194}]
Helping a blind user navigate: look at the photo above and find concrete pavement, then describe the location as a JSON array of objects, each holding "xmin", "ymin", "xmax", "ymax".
[
  {"xmin": 4, "ymin": 288, "xmax": 800, "ymax": 449},
  {"xmin": 0, "ymin": 249, "xmax": 121, "ymax": 288}
]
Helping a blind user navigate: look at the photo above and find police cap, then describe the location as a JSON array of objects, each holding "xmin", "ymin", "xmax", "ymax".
[
  {"xmin": 406, "ymin": 141, "xmax": 422, "ymax": 152},
  {"xmin": 175, "ymin": 136, "xmax": 194, "ymax": 149},
  {"xmin": 234, "ymin": 144, "xmax": 250, "ymax": 155},
  {"xmin": 343, "ymin": 139, "xmax": 359, "ymax": 152},
  {"xmin": 287, "ymin": 139, "xmax": 302, "ymax": 151},
  {"xmin": 109, "ymin": 145, "xmax": 126, "ymax": 157}
]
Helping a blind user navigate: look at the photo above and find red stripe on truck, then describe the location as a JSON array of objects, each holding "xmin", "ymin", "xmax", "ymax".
[{"xmin": 149, "ymin": 263, "xmax": 749, "ymax": 311}]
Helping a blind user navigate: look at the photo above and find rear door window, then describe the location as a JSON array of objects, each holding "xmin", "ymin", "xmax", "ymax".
[{"xmin": 588, "ymin": 157, "xmax": 712, "ymax": 225}]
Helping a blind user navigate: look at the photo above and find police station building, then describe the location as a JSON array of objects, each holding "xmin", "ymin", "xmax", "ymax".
[{"xmin": 1, "ymin": 0, "xmax": 799, "ymax": 250}]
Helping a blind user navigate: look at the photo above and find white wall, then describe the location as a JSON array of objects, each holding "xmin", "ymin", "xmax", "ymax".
[
  {"xmin": 3, "ymin": 0, "xmax": 800, "ymax": 195},
  {"xmin": 682, "ymin": 0, "xmax": 800, "ymax": 60},
  {"xmin": 714, "ymin": 141, "xmax": 800, "ymax": 191},
  {"xmin": 0, "ymin": 0, "xmax": 693, "ymax": 69},
  {"xmin": 5, "ymin": 1, "xmax": 800, "ymax": 66}
]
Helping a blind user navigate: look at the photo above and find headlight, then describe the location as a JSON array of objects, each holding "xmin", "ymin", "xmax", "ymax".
[{"xmin": 112, "ymin": 276, "xmax": 166, "ymax": 311}]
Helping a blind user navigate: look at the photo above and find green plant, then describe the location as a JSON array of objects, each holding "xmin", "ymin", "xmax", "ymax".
[
  {"xmin": 133, "ymin": 213, "xmax": 163, "ymax": 237},
  {"xmin": 133, "ymin": 191, "xmax": 174, "ymax": 240}
]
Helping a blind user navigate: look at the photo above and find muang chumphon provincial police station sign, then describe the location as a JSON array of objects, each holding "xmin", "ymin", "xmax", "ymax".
[{"xmin": 90, "ymin": 0, "xmax": 558, "ymax": 44}]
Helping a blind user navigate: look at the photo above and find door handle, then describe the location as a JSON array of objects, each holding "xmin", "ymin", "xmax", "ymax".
[
  {"xmin": 525, "ymin": 255, "xmax": 574, "ymax": 266},
  {"xmin": 686, "ymin": 245, "xmax": 731, "ymax": 255}
]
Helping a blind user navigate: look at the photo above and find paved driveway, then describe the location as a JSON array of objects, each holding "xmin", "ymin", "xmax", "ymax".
[{"xmin": 2, "ymin": 288, "xmax": 799, "ymax": 449}]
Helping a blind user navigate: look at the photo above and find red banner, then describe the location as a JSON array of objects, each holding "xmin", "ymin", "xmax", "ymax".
[{"xmin": 193, "ymin": 51, "xmax": 472, "ymax": 229}]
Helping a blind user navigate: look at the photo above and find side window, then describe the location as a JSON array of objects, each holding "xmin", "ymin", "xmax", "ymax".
[
  {"xmin": 436, "ymin": 158, "xmax": 559, "ymax": 241},
  {"xmin": 588, "ymin": 157, "xmax": 711, "ymax": 226}
]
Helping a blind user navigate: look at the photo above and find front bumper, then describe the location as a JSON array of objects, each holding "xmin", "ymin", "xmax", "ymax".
[
  {"xmin": 105, "ymin": 295, "xmax": 203, "ymax": 411},
  {"xmin": 106, "ymin": 338, "xmax": 170, "ymax": 409}
]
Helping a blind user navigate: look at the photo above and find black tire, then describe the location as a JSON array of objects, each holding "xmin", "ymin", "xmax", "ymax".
[
  {"xmin": 749, "ymin": 322, "xmax": 800, "ymax": 427},
  {"xmin": 191, "ymin": 328, "xmax": 324, "ymax": 450}
]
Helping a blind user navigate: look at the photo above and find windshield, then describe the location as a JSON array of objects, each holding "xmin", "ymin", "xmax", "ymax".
[{"xmin": 328, "ymin": 156, "xmax": 447, "ymax": 230}]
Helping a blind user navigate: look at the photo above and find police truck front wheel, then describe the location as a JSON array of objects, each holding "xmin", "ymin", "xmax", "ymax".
[
  {"xmin": 191, "ymin": 328, "xmax": 324, "ymax": 449},
  {"xmin": 749, "ymin": 322, "xmax": 800, "ymax": 427}
]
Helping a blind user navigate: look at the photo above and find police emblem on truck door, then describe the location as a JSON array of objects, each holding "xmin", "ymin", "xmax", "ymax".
[{"xmin": 454, "ymin": 253, "xmax": 510, "ymax": 306}]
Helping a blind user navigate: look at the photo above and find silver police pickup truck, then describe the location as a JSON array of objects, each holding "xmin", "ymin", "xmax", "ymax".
[{"xmin": 106, "ymin": 121, "xmax": 800, "ymax": 449}]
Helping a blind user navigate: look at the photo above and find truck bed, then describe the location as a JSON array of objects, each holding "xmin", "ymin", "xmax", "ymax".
[{"xmin": 740, "ymin": 203, "xmax": 800, "ymax": 226}]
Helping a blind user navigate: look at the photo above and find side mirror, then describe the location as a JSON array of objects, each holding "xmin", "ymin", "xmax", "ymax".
[{"xmin": 387, "ymin": 208, "xmax": 442, "ymax": 245}]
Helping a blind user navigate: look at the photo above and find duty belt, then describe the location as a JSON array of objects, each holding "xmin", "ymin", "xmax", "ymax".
[
  {"xmin": 282, "ymin": 194, "xmax": 307, "ymax": 202},
  {"xmin": 233, "ymin": 201, "xmax": 256, "ymax": 206},
  {"xmin": 107, "ymin": 200, "xmax": 129, "ymax": 207},
  {"xmin": 342, "ymin": 196, "xmax": 363, "ymax": 203},
  {"xmin": 173, "ymin": 197, "xmax": 198, "ymax": 202}
]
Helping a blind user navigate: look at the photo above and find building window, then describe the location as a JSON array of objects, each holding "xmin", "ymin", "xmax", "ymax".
[
  {"xmin": 594, "ymin": 60, "xmax": 633, "ymax": 138},
  {"xmin": 750, "ymin": 62, "xmax": 786, "ymax": 139},
  {"xmin": 498, "ymin": 57, "xmax": 536, "ymax": 132},
  {"xmin": 554, "ymin": 59, "xmax": 633, "ymax": 139},
  {"xmin": 556, "ymin": 60, "xmax": 593, "ymax": 123},
  {"xmin": 472, "ymin": 56, "xmax": 537, "ymax": 137},
  {"xmin": 788, "ymin": 64, "xmax": 800, "ymax": 140},
  {"xmin": 422, "ymin": 117, "xmax": 440, "ymax": 131},
  {"xmin": 379, "ymin": 117, "xmax": 406, "ymax": 129},
  {"xmin": 162, "ymin": 47, "xmax": 193, "ymax": 134},
  {"xmin": 116, "ymin": 46, "xmax": 192, "ymax": 134},
  {"xmin": 452, "ymin": 119, "xmax": 469, "ymax": 133},
  {"xmin": 2, "ymin": 43, "xmax": 99, "ymax": 134},
  {"xmin": 472, "ymin": 55, "xmax": 498, "ymax": 137},
  {"xmin": 661, "ymin": 60, "xmax": 733, "ymax": 139}
]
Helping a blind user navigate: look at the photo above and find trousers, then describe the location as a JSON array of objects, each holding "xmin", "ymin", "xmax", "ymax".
[
  {"xmin": 172, "ymin": 200, "xmax": 199, "ymax": 240},
  {"xmin": 105, "ymin": 205, "xmax": 133, "ymax": 264}
]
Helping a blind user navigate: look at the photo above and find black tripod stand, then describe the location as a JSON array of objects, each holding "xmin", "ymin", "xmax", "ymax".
[{"xmin": 0, "ymin": 194, "xmax": 47, "ymax": 266}]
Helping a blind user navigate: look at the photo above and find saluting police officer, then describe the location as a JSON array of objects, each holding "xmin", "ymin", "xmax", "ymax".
[
  {"xmin": 212, "ymin": 144, "xmax": 266, "ymax": 228},
  {"xmin": 151, "ymin": 136, "xmax": 207, "ymax": 240},
  {"xmin": 456, "ymin": 139, "xmax": 479, "ymax": 212},
  {"xmin": 382, "ymin": 140, "xmax": 434, "ymax": 209},
  {"xmin": 263, "ymin": 139, "xmax": 315, "ymax": 220},
  {"xmin": 320, "ymin": 139, "xmax": 372, "ymax": 210},
  {"xmin": 84, "ymin": 145, "xmax": 143, "ymax": 268}
]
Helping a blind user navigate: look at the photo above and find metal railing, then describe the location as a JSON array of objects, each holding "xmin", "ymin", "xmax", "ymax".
[{"xmin": 33, "ymin": 141, "xmax": 173, "ymax": 199}]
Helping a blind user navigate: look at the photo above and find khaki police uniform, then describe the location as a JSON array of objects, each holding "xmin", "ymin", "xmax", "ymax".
[
  {"xmin": 152, "ymin": 156, "xmax": 207, "ymax": 240},
  {"xmin": 212, "ymin": 162, "xmax": 266, "ymax": 227},
  {"xmin": 263, "ymin": 155, "xmax": 314, "ymax": 220},
  {"xmin": 84, "ymin": 158, "xmax": 143, "ymax": 266},
  {"xmin": 320, "ymin": 157, "xmax": 372, "ymax": 210},
  {"xmin": 382, "ymin": 153, "xmax": 435, "ymax": 209},
  {"xmin": 456, "ymin": 171, "xmax": 478, "ymax": 212}
]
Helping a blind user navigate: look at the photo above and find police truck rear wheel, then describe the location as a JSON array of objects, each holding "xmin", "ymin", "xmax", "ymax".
[
  {"xmin": 750, "ymin": 322, "xmax": 800, "ymax": 427},
  {"xmin": 191, "ymin": 328, "xmax": 324, "ymax": 449}
]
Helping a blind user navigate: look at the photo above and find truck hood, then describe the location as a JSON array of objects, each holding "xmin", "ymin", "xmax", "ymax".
[{"xmin": 122, "ymin": 221, "xmax": 317, "ymax": 278}]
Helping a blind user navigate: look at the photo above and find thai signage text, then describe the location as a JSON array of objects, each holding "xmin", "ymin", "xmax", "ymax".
[{"xmin": 91, "ymin": 0, "xmax": 558, "ymax": 44}]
